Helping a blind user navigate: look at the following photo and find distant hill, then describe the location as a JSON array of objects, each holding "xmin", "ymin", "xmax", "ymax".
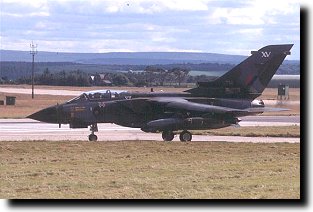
[
  {"xmin": 0, "ymin": 49, "xmax": 299, "ymax": 66},
  {"xmin": 0, "ymin": 49, "xmax": 248, "ymax": 65}
]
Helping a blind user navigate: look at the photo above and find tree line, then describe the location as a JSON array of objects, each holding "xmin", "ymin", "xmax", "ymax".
[
  {"xmin": 6, "ymin": 66, "xmax": 217, "ymax": 87},
  {"xmin": 0, "ymin": 61, "xmax": 300, "ymax": 81},
  {"xmin": 0, "ymin": 60, "xmax": 300, "ymax": 86}
]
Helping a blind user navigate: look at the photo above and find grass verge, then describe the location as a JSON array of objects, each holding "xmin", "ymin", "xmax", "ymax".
[
  {"xmin": 193, "ymin": 125, "xmax": 300, "ymax": 138},
  {"xmin": 0, "ymin": 141, "xmax": 300, "ymax": 199}
]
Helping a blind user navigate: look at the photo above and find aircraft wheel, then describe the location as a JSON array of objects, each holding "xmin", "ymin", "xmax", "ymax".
[
  {"xmin": 88, "ymin": 134, "xmax": 98, "ymax": 142},
  {"xmin": 179, "ymin": 130, "xmax": 192, "ymax": 142},
  {"xmin": 162, "ymin": 131, "xmax": 174, "ymax": 141}
]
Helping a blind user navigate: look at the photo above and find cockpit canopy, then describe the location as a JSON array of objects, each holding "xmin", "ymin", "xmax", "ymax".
[{"xmin": 66, "ymin": 89, "xmax": 128, "ymax": 104}]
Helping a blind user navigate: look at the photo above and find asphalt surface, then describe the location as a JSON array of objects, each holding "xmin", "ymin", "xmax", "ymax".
[
  {"xmin": 0, "ymin": 116, "xmax": 300, "ymax": 143},
  {"xmin": 239, "ymin": 115, "xmax": 300, "ymax": 126}
]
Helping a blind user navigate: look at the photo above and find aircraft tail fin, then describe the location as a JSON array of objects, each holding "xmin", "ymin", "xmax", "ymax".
[{"xmin": 186, "ymin": 44, "xmax": 293, "ymax": 99}]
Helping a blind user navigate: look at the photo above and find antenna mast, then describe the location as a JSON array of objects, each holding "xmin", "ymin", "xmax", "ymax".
[{"xmin": 30, "ymin": 41, "xmax": 37, "ymax": 99}]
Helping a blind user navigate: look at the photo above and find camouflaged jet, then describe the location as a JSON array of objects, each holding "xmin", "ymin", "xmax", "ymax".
[{"xmin": 28, "ymin": 44, "xmax": 293, "ymax": 141}]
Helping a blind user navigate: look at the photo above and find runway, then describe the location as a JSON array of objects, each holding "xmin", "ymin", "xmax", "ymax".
[
  {"xmin": 239, "ymin": 115, "xmax": 300, "ymax": 126},
  {"xmin": 0, "ymin": 116, "xmax": 300, "ymax": 143}
]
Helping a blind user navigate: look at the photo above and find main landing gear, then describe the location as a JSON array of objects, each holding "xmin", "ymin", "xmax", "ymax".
[
  {"xmin": 162, "ymin": 130, "xmax": 175, "ymax": 141},
  {"xmin": 179, "ymin": 130, "xmax": 192, "ymax": 142},
  {"xmin": 162, "ymin": 130, "xmax": 192, "ymax": 142},
  {"xmin": 88, "ymin": 123, "xmax": 98, "ymax": 141}
]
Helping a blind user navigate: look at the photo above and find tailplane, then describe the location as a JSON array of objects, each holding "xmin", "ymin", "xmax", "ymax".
[{"xmin": 185, "ymin": 44, "xmax": 293, "ymax": 99}]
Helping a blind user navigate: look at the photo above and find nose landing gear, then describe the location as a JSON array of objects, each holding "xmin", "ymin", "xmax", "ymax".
[{"xmin": 89, "ymin": 123, "xmax": 98, "ymax": 141}]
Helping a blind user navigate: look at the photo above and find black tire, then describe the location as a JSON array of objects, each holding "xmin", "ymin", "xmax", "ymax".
[
  {"xmin": 179, "ymin": 130, "xmax": 192, "ymax": 142},
  {"xmin": 88, "ymin": 134, "xmax": 98, "ymax": 141},
  {"xmin": 162, "ymin": 131, "xmax": 174, "ymax": 141}
]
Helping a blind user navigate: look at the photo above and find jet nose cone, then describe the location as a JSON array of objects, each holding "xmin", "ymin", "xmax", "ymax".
[{"xmin": 27, "ymin": 106, "xmax": 58, "ymax": 123}]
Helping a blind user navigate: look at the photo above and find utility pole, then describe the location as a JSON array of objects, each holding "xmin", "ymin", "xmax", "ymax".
[{"xmin": 30, "ymin": 41, "xmax": 37, "ymax": 99}]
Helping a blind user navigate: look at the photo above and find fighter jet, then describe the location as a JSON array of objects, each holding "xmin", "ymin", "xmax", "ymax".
[{"xmin": 28, "ymin": 44, "xmax": 293, "ymax": 141}]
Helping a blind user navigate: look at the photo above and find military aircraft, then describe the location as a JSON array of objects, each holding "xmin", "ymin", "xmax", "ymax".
[{"xmin": 28, "ymin": 44, "xmax": 293, "ymax": 142}]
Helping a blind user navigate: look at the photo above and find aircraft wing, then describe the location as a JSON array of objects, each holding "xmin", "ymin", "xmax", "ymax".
[
  {"xmin": 147, "ymin": 97, "xmax": 250, "ymax": 117},
  {"xmin": 147, "ymin": 97, "xmax": 290, "ymax": 117},
  {"xmin": 119, "ymin": 97, "xmax": 288, "ymax": 118}
]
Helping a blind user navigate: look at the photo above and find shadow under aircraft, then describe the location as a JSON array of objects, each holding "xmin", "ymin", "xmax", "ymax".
[{"xmin": 28, "ymin": 44, "xmax": 293, "ymax": 141}]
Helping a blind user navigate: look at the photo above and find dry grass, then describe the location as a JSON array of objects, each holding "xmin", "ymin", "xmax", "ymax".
[
  {"xmin": 261, "ymin": 88, "xmax": 300, "ymax": 101},
  {"xmin": 193, "ymin": 126, "xmax": 300, "ymax": 137},
  {"xmin": 0, "ymin": 141, "xmax": 300, "ymax": 199},
  {"xmin": 0, "ymin": 85, "xmax": 185, "ymax": 118},
  {"xmin": 0, "ymin": 93, "xmax": 72, "ymax": 118},
  {"xmin": 261, "ymin": 88, "xmax": 300, "ymax": 116}
]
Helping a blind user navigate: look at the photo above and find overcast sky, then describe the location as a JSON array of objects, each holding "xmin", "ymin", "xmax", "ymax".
[{"xmin": 0, "ymin": 0, "xmax": 300, "ymax": 59}]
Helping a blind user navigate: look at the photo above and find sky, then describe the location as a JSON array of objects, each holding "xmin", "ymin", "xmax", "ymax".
[{"xmin": 0, "ymin": 0, "xmax": 300, "ymax": 60}]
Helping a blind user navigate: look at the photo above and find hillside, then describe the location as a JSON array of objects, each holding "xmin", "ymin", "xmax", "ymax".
[{"xmin": 0, "ymin": 49, "xmax": 248, "ymax": 65}]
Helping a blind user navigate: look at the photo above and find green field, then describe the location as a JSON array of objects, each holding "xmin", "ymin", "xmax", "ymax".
[{"xmin": 0, "ymin": 141, "xmax": 300, "ymax": 199}]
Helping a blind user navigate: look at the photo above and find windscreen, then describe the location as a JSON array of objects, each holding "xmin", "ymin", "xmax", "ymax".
[{"xmin": 66, "ymin": 94, "xmax": 88, "ymax": 104}]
